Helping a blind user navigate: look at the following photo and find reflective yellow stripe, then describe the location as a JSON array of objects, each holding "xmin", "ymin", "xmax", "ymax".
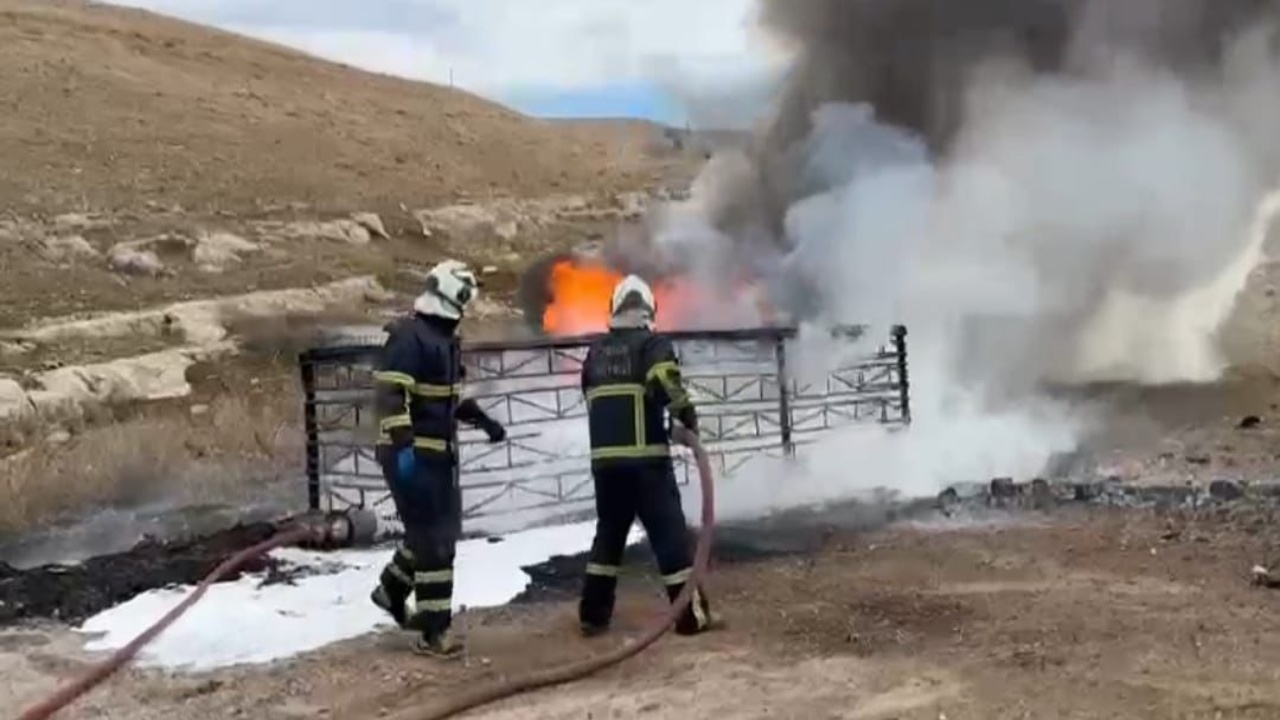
[
  {"xmin": 375, "ymin": 372, "xmax": 414, "ymax": 433},
  {"xmin": 691, "ymin": 588, "xmax": 709, "ymax": 629},
  {"xmin": 386, "ymin": 563, "xmax": 413, "ymax": 586},
  {"xmin": 663, "ymin": 568, "xmax": 692, "ymax": 586},
  {"xmin": 412, "ymin": 382, "xmax": 463, "ymax": 398},
  {"xmin": 647, "ymin": 361, "xmax": 691, "ymax": 410},
  {"xmin": 380, "ymin": 414, "xmax": 411, "ymax": 431},
  {"xmin": 374, "ymin": 435, "xmax": 450, "ymax": 452},
  {"xmin": 413, "ymin": 437, "xmax": 448, "ymax": 452},
  {"xmin": 374, "ymin": 371, "xmax": 416, "ymax": 387},
  {"xmin": 584, "ymin": 384, "xmax": 645, "ymax": 401},
  {"xmin": 414, "ymin": 569, "xmax": 454, "ymax": 584},
  {"xmin": 645, "ymin": 361, "xmax": 679, "ymax": 382},
  {"xmin": 590, "ymin": 445, "xmax": 670, "ymax": 460},
  {"xmin": 415, "ymin": 598, "xmax": 453, "ymax": 613},
  {"xmin": 586, "ymin": 563, "xmax": 620, "ymax": 577}
]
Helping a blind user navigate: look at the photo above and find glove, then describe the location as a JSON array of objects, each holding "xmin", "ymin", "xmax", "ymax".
[
  {"xmin": 395, "ymin": 446, "xmax": 416, "ymax": 478},
  {"xmin": 481, "ymin": 418, "xmax": 507, "ymax": 443}
]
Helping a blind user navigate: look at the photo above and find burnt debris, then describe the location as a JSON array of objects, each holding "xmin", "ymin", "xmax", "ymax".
[
  {"xmin": 3, "ymin": 477, "xmax": 1274, "ymax": 626},
  {"xmin": 0, "ymin": 522, "xmax": 282, "ymax": 627}
]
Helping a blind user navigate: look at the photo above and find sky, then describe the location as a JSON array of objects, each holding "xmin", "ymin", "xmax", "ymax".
[{"xmin": 106, "ymin": 0, "xmax": 789, "ymax": 127}]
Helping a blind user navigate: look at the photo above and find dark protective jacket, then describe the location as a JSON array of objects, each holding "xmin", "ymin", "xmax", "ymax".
[
  {"xmin": 374, "ymin": 313, "xmax": 495, "ymax": 456},
  {"xmin": 580, "ymin": 327, "xmax": 698, "ymax": 467}
]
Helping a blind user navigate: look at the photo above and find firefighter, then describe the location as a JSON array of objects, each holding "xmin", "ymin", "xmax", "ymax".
[
  {"xmin": 578, "ymin": 274, "xmax": 717, "ymax": 637},
  {"xmin": 369, "ymin": 259, "xmax": 507, "ymax": 658}
]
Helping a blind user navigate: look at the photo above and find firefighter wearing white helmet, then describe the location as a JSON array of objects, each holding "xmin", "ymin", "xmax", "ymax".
[
  {"xmin": 412, "ymin": 259, "xmax": 479, "ymax": 321},
  {"xmin": 608, "ymin": 273, "xmax": 657, "ymax": 329},
  {"xmin": 370, "ymin": 259, "xmax": 506, "ymax": 659},
  {"xmin": 577, "ymin": 274, "xmax": 718, "ymax": 638}
]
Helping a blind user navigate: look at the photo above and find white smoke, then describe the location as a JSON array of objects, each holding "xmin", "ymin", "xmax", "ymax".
[{"xmin": 667, "ymin": 26, "xmax": 1280, "ymax": 519}]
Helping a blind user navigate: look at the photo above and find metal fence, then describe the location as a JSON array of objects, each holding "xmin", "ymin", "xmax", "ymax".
[{"xmin": 298, "ymin": 325, "xmax": 910, "ymax": 534}]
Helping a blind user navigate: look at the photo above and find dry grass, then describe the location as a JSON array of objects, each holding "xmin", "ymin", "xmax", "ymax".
[
  {"xmin": 0, "ymin": 0, "xmax": 684, "ymax": 215},
  {"xmin": 0, "ymin": 392, "xmax": 303, "ymax": 538},
  {"xmin": 0, "ymin": 302, "xmax": 389, "ymax": 537}
]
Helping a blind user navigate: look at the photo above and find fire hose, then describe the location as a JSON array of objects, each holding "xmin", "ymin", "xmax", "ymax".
[
  {"xmin": 374, "ymin": 424, "xmax": 715, "ymax": 720},
  {"xmin": 13, "ymin": 428, "xmax": 714, "ymax": 720},
  {"xmin": 14, "ymin": 522, "xmax": 327, "ymax": 720}
]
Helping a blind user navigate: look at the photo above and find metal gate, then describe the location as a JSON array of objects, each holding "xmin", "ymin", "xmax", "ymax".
[{"xmin": 298, "ymin": 325, "xmax": 910, "ymax": 534}]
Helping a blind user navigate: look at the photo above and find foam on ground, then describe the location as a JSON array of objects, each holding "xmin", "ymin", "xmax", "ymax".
[{"xmin": 77, "ymin": 521, "xmax": 640, "ymax": 671}]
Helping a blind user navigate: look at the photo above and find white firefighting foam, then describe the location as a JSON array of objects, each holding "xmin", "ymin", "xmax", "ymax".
[{"xmin": 78, "ymin": 522, "xmax": 642, "ymax": 671}]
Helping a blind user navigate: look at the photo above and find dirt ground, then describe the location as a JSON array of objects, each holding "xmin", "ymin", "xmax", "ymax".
[{"xmin": 6, "ymin": 502, "xmax": 1280, "ymax": 720}]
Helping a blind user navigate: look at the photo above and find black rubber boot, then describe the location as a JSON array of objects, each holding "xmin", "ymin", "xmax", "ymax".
[{"xmin": 370, "ymin": 586, "xmax": 408, "ymax": 628}]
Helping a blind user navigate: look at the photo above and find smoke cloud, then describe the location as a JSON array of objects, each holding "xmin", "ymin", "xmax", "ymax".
[{"xmin": 662, "ymin": 0, "xmax": 1280, "ymax": 517}]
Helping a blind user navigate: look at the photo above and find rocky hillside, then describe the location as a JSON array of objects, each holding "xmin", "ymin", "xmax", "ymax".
[
  {"xmin": 0, "ymin": 0, "xmax": 684, "ymax": 215},
  {"xmin": 0, "ymin": 0, "xmax": 702, "ymax": 327},
  {"xmin": 0, "ymin": 0, "xmax": 705, "ymax": 537}
]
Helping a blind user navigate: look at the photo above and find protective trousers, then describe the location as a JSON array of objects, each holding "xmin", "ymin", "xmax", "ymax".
[
  {"xmin": 375, "ymin": 448, "xmax": 462, "ymax": 640},
  {"xmin": 579, "ymin": 461, "xmax": 712, "ymax": 635}
]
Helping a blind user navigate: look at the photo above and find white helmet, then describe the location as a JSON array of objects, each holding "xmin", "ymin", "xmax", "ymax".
[
  {"xmin": 413, "ymin": 259, "xmax": 479, "ymax": 321},
  {"xmin": 610, "ymin": 274, "xmax": 656, "ymax": 328}
]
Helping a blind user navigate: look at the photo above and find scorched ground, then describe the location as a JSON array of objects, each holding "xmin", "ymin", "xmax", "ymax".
[{"xmin": 7, "ymin": 489, "xmax": 1280, "ymax": 720}]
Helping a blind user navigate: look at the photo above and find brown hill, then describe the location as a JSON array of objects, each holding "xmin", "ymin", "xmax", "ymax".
[{"xmin": 0, "ymin": 0, "xmax": 676, "ymax": 214}]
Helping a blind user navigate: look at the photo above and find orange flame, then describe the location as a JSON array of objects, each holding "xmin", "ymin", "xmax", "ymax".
[
  {"xmin": 540, "ymin": 258, "xmax": 775, "ymax": 336},
  {"xmin": 541, "ymin": 259, "xmax": 629, "ymax": 335}
]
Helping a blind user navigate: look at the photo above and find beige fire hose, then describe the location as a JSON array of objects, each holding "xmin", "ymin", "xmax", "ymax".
[{"xmin": 376, "ymin": 424, "xmax": 716, "ymax": 720}]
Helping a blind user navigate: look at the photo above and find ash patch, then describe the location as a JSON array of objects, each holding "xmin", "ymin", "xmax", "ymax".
[
  {"xmin": 0, "ymin": 522, "xmax": 283, "ymax": 626},
  {"xmin": 257, "ymin": 555, "xmax": 355, "ymax": 588},
  {"xmin": 513, "ymin": 531, "xmax": 813, "ymax": 604},
  {"xmin": 514, "ymin": 498, "xmax": 939, "ymax": 603},
  {"xmin": 514, "ymin": 479, "xmax": 1274, "ymax": 602}
]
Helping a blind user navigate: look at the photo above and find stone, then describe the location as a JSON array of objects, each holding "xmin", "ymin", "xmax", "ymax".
[
  {"xmin": 615, "ymin": 191, "xmax": 649, "ymax": 219},
  {"xmin": 0, "ymin": 377, "xmax": 32, "ymax": 421},
  {"xmin": 320, "ymin": 220, "xmax": 370, "ymax": 245},
  {"xmin": 493, "ymin": 220, "xmax": 519, "ymax": 240},
  {"xmin": 51, "ymin": 212, "xmax": 97, "ymax": 230},
  {"xmin": 989, "ymin": 477, "xmax": 1018, "ymax": 499},
  {"xmin": 194, "ymin": 232, "xmax": 258, "ymax": 272},
  {"xmin": 1208, "ymin": 479, "xmax": 1244, "ymax": 502},
  {"xmin": 38, "ymin": 235, "xmax": 99, "ymax": 262},
  {"xmin": 350, "ymin": 212, "xmax": 389, "ymax": 239},
  {"xmin": 0, "ymin": 340, "xmax": 35, "ymax": 357},
  {"xmin": 1029, "ymin": 478, "xmax": 1054, "ymax": 509},
  {"xmin": 107, "ymin": 242, "xmax": 165, "ymax": 276},
  {"xmin": 282, "ymin": 219, "xmax": 371, "ymax": 246}
]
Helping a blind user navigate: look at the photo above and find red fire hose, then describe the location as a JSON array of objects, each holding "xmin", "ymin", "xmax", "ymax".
[
  {"xmin": 375, "ymin": 425, "xmax": 715, "ymax": 720},
  {"xmin": 14, "ymin": 429, "xmax": 715, "ymax": 720},
  {"xmin": 15, "ymin": 523, "xmax": 324, "ymax": 720}
]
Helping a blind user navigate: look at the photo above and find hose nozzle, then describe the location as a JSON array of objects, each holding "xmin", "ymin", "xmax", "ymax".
[{"xmin": 294, "ymin": 509, "xmax": 380, "ymax": 550}]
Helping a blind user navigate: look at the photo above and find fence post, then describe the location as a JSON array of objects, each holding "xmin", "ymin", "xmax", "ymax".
[
  {"xmin": 299, "ymin": 350, "xmax": 321, "ymax": 511},
  {"xmin": 775, "ymin": 335, "xmax": 794, "ymax": 456},
  {"xmin": 892, "ymin": 325, "xmax": 911, "ymax": 424}
]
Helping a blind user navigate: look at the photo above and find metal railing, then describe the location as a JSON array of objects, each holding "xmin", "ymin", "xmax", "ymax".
[{"xmin": 298, "ymin": 325, "xmax": 910, "ymax": 533}]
